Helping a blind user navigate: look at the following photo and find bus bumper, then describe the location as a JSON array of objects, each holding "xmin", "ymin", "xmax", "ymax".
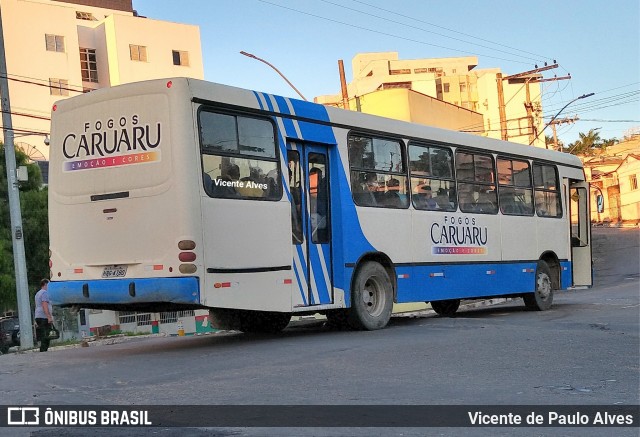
[{"xmin": 49, "ymin": 277, "xmax": 200, "ymax": 307}]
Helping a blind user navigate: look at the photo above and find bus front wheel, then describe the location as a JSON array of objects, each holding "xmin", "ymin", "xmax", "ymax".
[
  {"xmin": 430, "ymin": 299, "xmax": 460, "ymax": 317},
  {"xmin": 348, "ymin": 261, "xmax": 393, "ymax": 330},
  {"xmin": 523, "ymin": 261, "xmax": 554, "ymax": 311}
]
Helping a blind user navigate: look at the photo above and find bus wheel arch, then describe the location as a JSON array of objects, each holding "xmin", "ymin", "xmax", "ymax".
[
  {"xmin": 351, "ymin": 252, "xmax": 397, "ymax": 302},
  {"xmin": 523, "ymin": 259, "xmax": 555, "ymax": 311},
  {"xmin": 539, "ymin": 251, "xmax": 561, "ymax": 290},
  {"xmin": 348, "ymin": 255, "xmax": 395, "ymax": 330}
]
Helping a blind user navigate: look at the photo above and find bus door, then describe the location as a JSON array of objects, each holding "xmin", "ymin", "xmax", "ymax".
[
  {"xmin": 287, "ymin": 142, "xmax": 333, "ymax": 306},
  {"xmin": 569, "ymin": 181, "xmax": 593, "ymax": 286}
]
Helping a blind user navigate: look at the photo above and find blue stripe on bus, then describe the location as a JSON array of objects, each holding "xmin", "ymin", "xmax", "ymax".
[
  {"xmin": 310, "ymin": 244, "xmax": 331, "ymax": 304},
  {"xmin": 252, "ymin": 91, "xmax": 264, "ymax": 110},
  {"xmin": 273, "ymin": 96, "xmax": 298, "ymax": 139},
  {"xmin": 561, "ymin": 261, "xmax": 572, "ymax": 289},
  {"xmin": 49, "ymin": 277, "xmax": 200, "ymax": 306},
  {"xmin": 295, "ymin": 243, "xmax": 309, "ymax": 304},
  {"xmin": 397, "ymin": 262, "xmax": 539, "ymax": 303},
  {"xmin": 292, "ymin": 259, "xmax": 307, "ymax": 306}
]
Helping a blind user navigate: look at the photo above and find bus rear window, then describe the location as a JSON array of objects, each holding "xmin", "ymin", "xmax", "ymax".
[{"xmin": 199, "ymin": 110, "xmax": 281, "ymax": 200}]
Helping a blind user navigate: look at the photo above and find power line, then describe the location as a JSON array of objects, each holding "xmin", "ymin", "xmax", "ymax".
[
  {"xmin": 349, "ymin": 0, "xmax": 552, "ymax": 61},
  {"xmin": 256, "ymin": 0, "xmax": 537, "ymax": 65},
  {"xmin": 319, "ymin": 0, "xmax": 545, "ymax": 63},
  {"xmin": 0, "ymin": 73, "xmax": 84, "ymax": 94}
]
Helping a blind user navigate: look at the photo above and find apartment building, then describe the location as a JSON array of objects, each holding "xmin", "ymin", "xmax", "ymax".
[
  {"xmin": 315, "ymin": 52, "xmax": 545, "ymax": 147},
  {"xmin": 0, "ymin": 0, "xmax": 204, "ymax": 161}
]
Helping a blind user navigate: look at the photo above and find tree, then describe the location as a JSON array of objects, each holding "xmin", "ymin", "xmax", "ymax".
[
  {"xmin": 566, "ymin": 129, "xmax": 604, "ymax": 156},
  {"xmin": 0, "ymin": 143, "xmax": 48, "ymax": 313}
]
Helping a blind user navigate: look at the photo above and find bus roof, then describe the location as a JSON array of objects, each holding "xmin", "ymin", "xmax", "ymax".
[{"xmin": 54, "ymin": 77, "xmax": 583, "ymax": 170}]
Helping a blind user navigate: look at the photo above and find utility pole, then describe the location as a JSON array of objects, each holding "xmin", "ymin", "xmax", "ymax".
[
  {"xmin": 530, "ymin": 93, "xmax": 594, "ymax": 146},
  {"xmin": 338, "ymin": 60, "xmax": 350, "ymax": 110},
  {"xmin": 550, "ymin": 116, "xmax": 579, "ymax": 151},
  {"xmin": 496, "ymin": 73, "xmax": 508, "ymax": 141},
  {"xmin": 498, "ymin": 64, "xmax": 566, "ymax": 145},
  {"xmin": 0, "ymin": 8, "xmax": 34, "ymax": 349}
]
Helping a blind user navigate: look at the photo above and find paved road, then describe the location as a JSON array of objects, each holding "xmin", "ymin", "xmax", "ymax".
[{"xmin": 1, "ymin": 227, "xmax": 638, "ymax": 437}]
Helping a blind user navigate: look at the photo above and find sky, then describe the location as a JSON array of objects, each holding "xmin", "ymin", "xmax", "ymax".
[{"xmin": 133, "ymin": 0, "xmax": 640, "ymax": 146}]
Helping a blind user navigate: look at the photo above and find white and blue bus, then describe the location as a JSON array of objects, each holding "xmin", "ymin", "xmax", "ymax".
[{"xmin": 48, "ymin": 78, "xmax": 593, "ymax": 332}]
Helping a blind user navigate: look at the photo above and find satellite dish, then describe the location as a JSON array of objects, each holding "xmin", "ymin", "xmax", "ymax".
[{"xmin": 15, "ymin": 142, "xmax": 45, "ymax": 161}]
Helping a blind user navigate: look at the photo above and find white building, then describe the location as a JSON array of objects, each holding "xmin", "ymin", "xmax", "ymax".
[
  {"xmin": 1, "ymin": 0, "xmax": 208, "ymax": 338},
  {"xmin": 316, "ymin": 52, "xmax": 545, "ymax": 147},
  {"xmin": 0, "ymin": 0, "xmax": 204, "ymax": 161}
]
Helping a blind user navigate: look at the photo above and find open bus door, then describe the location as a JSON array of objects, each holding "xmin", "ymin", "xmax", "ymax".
[
  {"xmin": 569, "ymin": 181, "xmax": 593, "ymax": 287},
  {"xmin": 287, "ymin": 142, "xmax": 334, "ymax": 307}
]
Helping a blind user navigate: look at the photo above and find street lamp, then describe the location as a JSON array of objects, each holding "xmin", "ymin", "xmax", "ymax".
[
  {"xmin": 240, "ymin": 51, "xmax": 308, "ymax": 101},
  {"xmin": 530, "ymin": 92, "xmax": 595, "ymax": 147}
]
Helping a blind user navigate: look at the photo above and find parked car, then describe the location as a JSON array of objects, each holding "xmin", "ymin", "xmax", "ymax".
[{"xmin": 0, "ymin": 316, "xmax": 20, "ymax": 354}]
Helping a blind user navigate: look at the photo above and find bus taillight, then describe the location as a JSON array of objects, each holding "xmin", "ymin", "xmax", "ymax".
[{"xmin": 178, "ymin": 252, "xmax": 196, "ymax": 262}]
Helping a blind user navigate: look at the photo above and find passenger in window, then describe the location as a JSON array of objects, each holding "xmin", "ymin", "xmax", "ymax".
[
  {"xmin": 354, "ymin": 173, "xmax": 379, "ymax": 207},
  {"xmin": 383, "ymin": 178, "xmax": 404, "ymax": 208},
  {"xmin": 436, "ymin": 188, "xmax": 453, "ymax": 210},
  {"xmin": 211, "ymin": 164, "xmax": 240, "ymax": 198},
  {"xmin": 414, "ymin": 185, "xmax": 438, "ymax": 210}
]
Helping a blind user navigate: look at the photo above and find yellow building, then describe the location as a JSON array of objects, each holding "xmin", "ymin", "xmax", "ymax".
[
  {"xmin": 583, "ymin": 136, "xmax": 640, "ymax": 225},
  {"xmin": 1, "ymin": 0, "xmax": 204, "ymax": 160},
  {"xmin": 315, "ymin": 52, "xmax": 545, "ymax": 147}
]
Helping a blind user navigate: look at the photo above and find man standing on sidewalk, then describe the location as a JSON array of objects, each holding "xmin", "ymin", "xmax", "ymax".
[{"xmin": 34, "ymin": 279, "xmax": 53, "ymax": 352}]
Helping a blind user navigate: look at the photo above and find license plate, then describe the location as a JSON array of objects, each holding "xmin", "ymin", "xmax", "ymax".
[{"xmin": 102, "ymin": 265, "xmax": 127, "ymax": 278}]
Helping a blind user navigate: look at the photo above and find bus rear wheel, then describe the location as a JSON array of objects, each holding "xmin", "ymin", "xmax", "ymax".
[
  {"xmin": 348, "ymin": 261, "xmax": 393, "ymax": 330},
  {"xmin": 523, "ymin": 261, "xmax": 554, "ymax": 311},
  {"xmin": 430, "ymin": 299, "xmax": 460, "ymax": 317}
]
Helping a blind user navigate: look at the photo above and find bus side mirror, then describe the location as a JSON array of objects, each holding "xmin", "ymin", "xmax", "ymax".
[{"xmin": 596, "ymin": 194, "xmax": 604, "ymax": 213}]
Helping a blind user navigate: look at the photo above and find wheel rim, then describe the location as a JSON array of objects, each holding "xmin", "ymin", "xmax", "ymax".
[
  {"xmin": 537, "ymin": 273, "xmax": 552, "ymax": 300},
  {"xmin": 361, "ymin": 276, "xmax": 386, "ymax": 317}
]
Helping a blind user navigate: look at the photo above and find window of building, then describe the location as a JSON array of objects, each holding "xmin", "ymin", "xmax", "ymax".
[
  {"xmin": 200, "ymin": 110, "xmax": 281, "ymax": 200},
  {"xmin": 348, "ymin": 134, "xmax": 409, "ymax": 208},
  {"xmin": 76, "ymin": 11, "xmax": 96, "ymax": 20},
  {"xmin": 389, "ymin": 68, "xmax": 411, "ymax": 75},
  {"xmin": 49, "ymin": 78, "xmax": 69, "ymax": 96},
  {"xmin": 129, "ymin": 44, "xmax": 148, "ymax": 62},
  {"xmin": 45, "ymin": 34, "xmax": 65, "ymax": 52},
  {"xmin": 381, "ymin": 82, "xmax": 411, "ymax": 90},
  {"xmin": 497, "ymin": 158, "xmax": 534, "ymax": 215},
  {"xmin": 630, "ymin": 174, "xmax": 638, "ymax": 190},
  {"xmin": 172, "ymin": 50, "xmax": 189, "ymax": 66},
  {"xmin": 460, "ymin": 83, "xmax": 467, "ymax": 92},
  {"xmin": 409, "ymin": 143, "xmax": 456, "ymax": 211},
  {"xmin": 80, "ymin": 48, "xmax": 98, "ymax": 83},
  {"xmin": 456, "ymin": 151, "xmax": 498, "ymax": 214},
  {"xmin": 533, "ymin": 164, "xmax": 562, "ymax": 217},
  {"xmin": 177, "ymin": 310, "xmax": 195, "ymax": 317},
  {"xmin": 443, "ymin": 83, "xmax": 450, "ymax": 93}
]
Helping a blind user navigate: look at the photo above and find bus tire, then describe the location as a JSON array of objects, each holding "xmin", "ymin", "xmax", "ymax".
[
  {"xmin": 239, "ymin": 311, "xmax": 291, "ymax": 334},
  {"xmin": 430, "ymin": 299, "xmax": 460, "ymax": 317},
  {"xmin": 524, "ymin": 261, "xmax": 554, "ymax": 311},
  {"xmin": 348, "ymin": 261, "xmax": 393, "ymax": 330}
]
